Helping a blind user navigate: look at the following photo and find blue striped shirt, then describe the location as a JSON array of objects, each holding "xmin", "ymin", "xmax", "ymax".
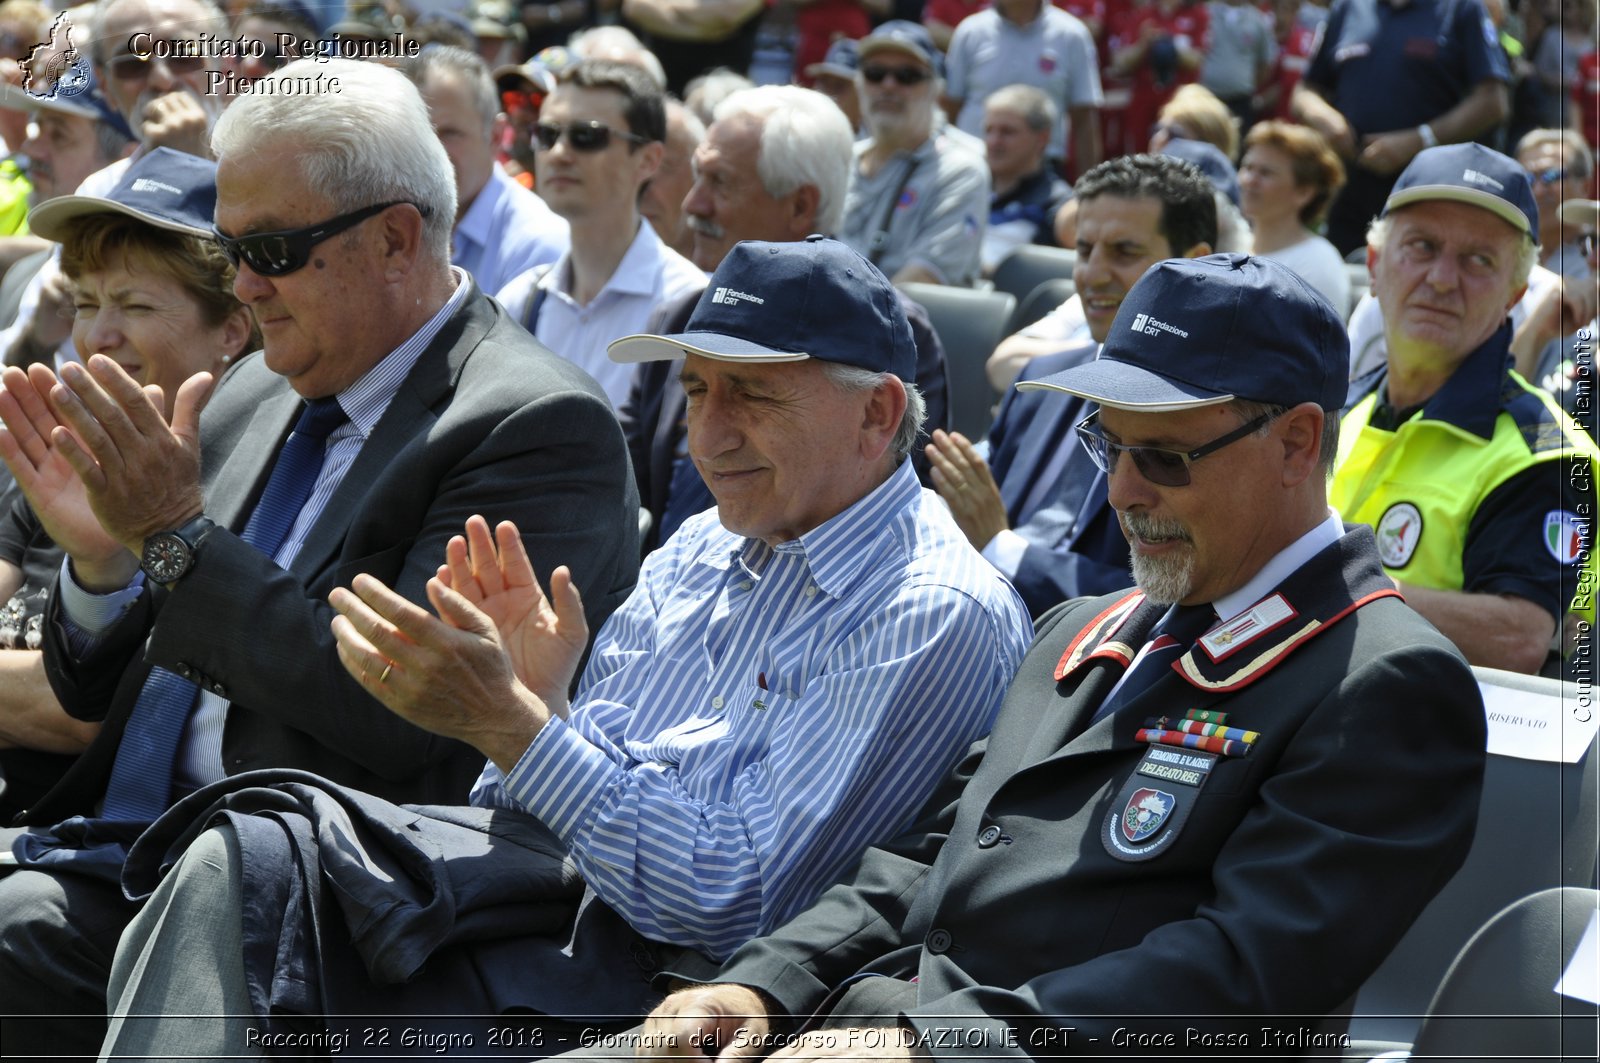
[{"xmin": 471, "ymin": 459, "xmax": 1032, "ymax": 960}]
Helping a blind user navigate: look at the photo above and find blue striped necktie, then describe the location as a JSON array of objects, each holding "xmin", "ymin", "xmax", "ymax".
[
  {"xmin": 99, "ymin": 397, "xmax": 348, "ymax": 823},
  {"xmin": 1087, "ymin": 603, "xmax": 1216, "ymax": 728}
]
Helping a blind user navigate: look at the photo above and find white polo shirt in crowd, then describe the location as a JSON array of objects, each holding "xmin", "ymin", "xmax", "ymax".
[{"xmin": 495, "ymin": 219, "xmax": 706, "ymax": 407}]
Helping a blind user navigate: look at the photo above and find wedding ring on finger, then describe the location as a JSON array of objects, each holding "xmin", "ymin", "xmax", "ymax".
[{"xmin": 379, "ymin": 662, "xmax": 393, "ymax": 684}]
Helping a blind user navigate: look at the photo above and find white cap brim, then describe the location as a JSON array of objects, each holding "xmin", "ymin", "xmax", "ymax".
[
  {"xmin": 1384, "ymin": 185, "xmax": 1532, "ymax": 237},
  {"xmin": 28, "ymin": 196, "xmax": 211, "ymax": 243},
  {"xmin": 608, "ymin": 332, "xmax": 811, "ymax": 365}
]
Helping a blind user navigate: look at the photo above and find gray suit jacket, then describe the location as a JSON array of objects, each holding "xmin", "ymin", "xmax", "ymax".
[
  {"xmin": 26, "ymin": 285, "xmax": 640, "ymax": 824},
  {"xmin": 693, "ymin": 528, "xmax": 1486, "ymax": 1055}
]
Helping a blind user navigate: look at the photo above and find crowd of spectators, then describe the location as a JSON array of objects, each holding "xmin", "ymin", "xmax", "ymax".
[{"xmin": 0, "ymin": 0, "xmax": 1592, "ymax": 1056}]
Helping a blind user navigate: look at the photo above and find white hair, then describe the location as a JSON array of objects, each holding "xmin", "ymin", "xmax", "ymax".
[
  {"xmin": 820, "ymin": 362, "xmax": 927, "ymax": 463},
  {"xmin": 404, "ymin": 44, "xmax": 498, "ymax": 137},
  {"xmin": 568, "ymin": 26, "xmax": 667, "ymax": 91},
  {"xmin": 984, "ymin": 83, "xmax": 1057, "ymax": 133},
  {"xmin": 685, "ymin": 67, "xmax": 755, "ymax": 125},
  {"xmin": 211, "ymin": 58, "xmax": 456, "ymax": 262},
  {"xmin": 668, "ymin": 97, "xmax": 707, "ymax": 150},
  {"xmin": 90, "ymin": 0, "xmax": 228, "ymax": 62},
  {"xmin": 713, "ymin": 85, "xmax": 854, "ymax": 236}
]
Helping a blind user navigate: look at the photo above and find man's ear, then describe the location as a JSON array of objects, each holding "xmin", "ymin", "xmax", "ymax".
[
  {"xmin": 787, "ymin": 184, "xmax": 821, "ymax": 239},
  {"xmin": 1277, "ymin": 402, "xmax": 1326, "ymax": 487},
  {"xmin": 379, "ymin": 202, "xmax": 427, "ymax": 281},
  {"xmin": 220, "ymin": 304, "xmax": 255, "ymax": 362},
  {"xmin": 861, "ymin": 375, "xmax": 909, "ymax": 463},
  {"xmin": 635, "ymin": 139, "xmax": 665, "ymax": 186}
]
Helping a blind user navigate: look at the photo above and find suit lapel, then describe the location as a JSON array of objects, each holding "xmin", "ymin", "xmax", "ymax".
[
  {"xmin": 203, "ymin": 386, "xmax": 301, "ymax": 533},
  {"xmin": 1000, "ymin": 394, "xmax": 1078, "ymax": 517},
  {"xmin": 652, "ymin": 372, "xmax": 687, "ymax": 515},
  {"xmin": 1011, "ymin": 594, "xmax": 1160, "ymax": 765}
]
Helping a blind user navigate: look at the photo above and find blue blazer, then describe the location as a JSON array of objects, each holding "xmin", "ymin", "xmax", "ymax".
[{"xmin": 985, "ymin": 343, "xmax": 1131, "ymax": 616}]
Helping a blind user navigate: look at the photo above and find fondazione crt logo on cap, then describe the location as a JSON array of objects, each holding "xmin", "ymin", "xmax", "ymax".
[
  {"xmin": 1129, "ymin": 313, "xmax": 1189, "ymax": 340},
  {"xmin": 20, "ymin": 13, "xmax": 93, "ymax": 101},
  {"xmin": 711, "ymin": 287, "xmax": 765, "ymax": 307}
]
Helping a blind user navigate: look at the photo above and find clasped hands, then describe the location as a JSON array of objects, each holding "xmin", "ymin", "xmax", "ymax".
[
  {"xmin": 329, "ymin": 514, "xmax": 589, "ymax": 774},
  {"xmin": 0, "ymin": 357, "xmax": 210, "ymax": 591}
]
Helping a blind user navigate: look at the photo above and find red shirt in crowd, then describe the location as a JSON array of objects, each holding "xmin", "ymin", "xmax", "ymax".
[
  {"xmin": 1267, "ymin": 6, "xmax": 1317, "ymax": 120},
  {"xmin": 1109, "ymin": 0, "xmax": 1209, "ymax": 156},
  {"xmin": 1576, "ymin": 48, "xmax": 1599, "ymax": 176}
]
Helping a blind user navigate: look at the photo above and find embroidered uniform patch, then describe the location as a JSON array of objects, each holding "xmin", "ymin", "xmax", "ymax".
[
  {"xmin": 1544, "ymin": 510, "xmax": 1588, "ymax": 564},
  {"xmin": 1103, "ymin": 747, "xmax": 1218, "ymax": 861},
  {"xmin": 1376, "ymin": 502, "xmax": 1422, "ymax": 568}
]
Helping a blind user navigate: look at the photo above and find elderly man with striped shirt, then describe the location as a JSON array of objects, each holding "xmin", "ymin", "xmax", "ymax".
[{"xmin": 96, "ymin": 238, "xmax": 1032, "ymax": 1059}]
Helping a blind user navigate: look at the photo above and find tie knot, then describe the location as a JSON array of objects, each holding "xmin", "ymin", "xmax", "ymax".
[
  {"xmin": 294, "ymin": 397, "xmax": 348, "ymax": 441},
  {"xmin": 1160, "ymin": 603, "xmax": 1217, "ymax": 646}
]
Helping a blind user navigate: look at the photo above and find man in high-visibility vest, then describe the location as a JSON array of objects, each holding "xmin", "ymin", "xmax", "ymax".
[{"xmin": 1332, "ymin": 142, "xmax": 1598, "ymax": 675}]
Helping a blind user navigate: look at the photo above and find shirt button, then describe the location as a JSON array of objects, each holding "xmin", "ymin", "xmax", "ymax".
[
  {"xmin": 926, "ymin": 929, "xmax": 952, "ymax": 954},
  {"xmin": 739, "ymin": 580, "xmax": 752, "ymax": 591},
  {"xmin": 711, "ymin": 696, "xmax": 724, "ymax": 709},
  {"xmin": 804, "ymin": 585, "xmax": 818, "ymax": 598},
  {"xmin": 977, "ymin": 825, "xmax": 1003, "ymax": 848}
]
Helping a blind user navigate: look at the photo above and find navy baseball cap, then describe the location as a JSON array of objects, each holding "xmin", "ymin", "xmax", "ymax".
[
  {"xmin": 806, "ymin": 37, "xmax": 860, "ymax": 80},
  {"xmin": 1383, "ymin": 142, "xmax": 1537, "ymax": 239},
  {"xmin": 1016, "ymin": 254, "xmax": 1349, "ymax": 412},
  {"xmin": 859, "ymin": 21, "xmax": 943, "ymax": 78},
  {"xmin": 609, "ymin": 236, "xmax": 918, "ymax": 382},
  {"xmin": 28, "ymin": 147, "xmax": 217, "ymax": 242}
]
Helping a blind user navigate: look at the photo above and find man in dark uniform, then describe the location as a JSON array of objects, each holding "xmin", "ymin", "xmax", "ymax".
[
  {"xmin": 635, "ymin": 253, "xmax": 1486, "ymax": 1059},
  {"xmin": 1293, "ymin": 0, "xmax": 1510, "ymax": 256}
]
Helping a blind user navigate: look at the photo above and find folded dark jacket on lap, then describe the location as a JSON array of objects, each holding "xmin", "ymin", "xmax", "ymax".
[{"xmin": 123, "ymin": 769, "xmax": 584, "ymax": 1031}]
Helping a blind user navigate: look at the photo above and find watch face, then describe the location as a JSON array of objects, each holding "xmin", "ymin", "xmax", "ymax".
[{"xmin": 141, "ymin": 532, "xmax": 192, "ymax": 584}]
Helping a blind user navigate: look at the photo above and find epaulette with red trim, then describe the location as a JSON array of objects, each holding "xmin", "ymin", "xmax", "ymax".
[
  {"xmin": 1054, "ymin": 591, "xmax": 1157, "ymax": 681},
  {"xmin": 1054, "ymin": 529, "xmax": 1401, "ymax": 692},
  {"xmin": 1174, "ymin": 531, "xmax": 1401, "ymax": 693}
]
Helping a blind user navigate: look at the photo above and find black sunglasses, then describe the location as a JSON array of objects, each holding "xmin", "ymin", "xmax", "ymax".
[
  {"xmin": 534, "ymin": 120, "xmax": 649, "ymax": 152},
  {"xmin": 105, "ymin": 50, "xmax": 208, "ymax": 81},
  {"xmin": 1074, "ymin": 410, "xmax": 1272, "ymax": 488},
  {"xmin": 214, "ymin": 201, "xmax": 428, "ymax": 277},
  {"xmin": 861, "ymin": 64, "xmax": 931, "ymax": 86}
]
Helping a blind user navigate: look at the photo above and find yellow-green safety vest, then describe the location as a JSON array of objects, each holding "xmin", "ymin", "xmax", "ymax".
[{"xmin": 1332, "ymin": 373, "xmax": 1599, "ymax": 625}]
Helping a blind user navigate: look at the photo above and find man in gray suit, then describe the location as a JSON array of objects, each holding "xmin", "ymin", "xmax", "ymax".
[
  {"xmin": 638, "ymin": 255, "xmax": 1486, "ymax": 1058},
  {"xmin": 0, "ymin": 57, "xmax": 638, "ymax": 1058}
]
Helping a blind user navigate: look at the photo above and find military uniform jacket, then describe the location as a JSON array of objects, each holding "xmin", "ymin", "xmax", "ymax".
[{"xmin": 702, "ymin": 527, "xmax": 1486, "ymax": 1055}]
